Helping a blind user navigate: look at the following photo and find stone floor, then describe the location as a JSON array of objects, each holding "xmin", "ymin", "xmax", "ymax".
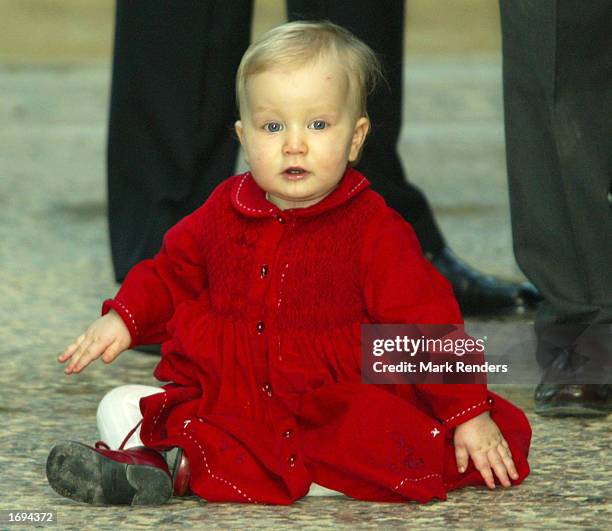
[{"xmin": 1, "ymin": 57, "xmax": 610, "ymax": 530}]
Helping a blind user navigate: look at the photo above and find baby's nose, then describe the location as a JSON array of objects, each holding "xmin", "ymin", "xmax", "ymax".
[{"xmin": 283, "ymin": 131, "xmax": 307, "ymax": 155}]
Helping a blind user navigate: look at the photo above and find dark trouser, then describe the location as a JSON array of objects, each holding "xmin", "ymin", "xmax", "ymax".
[
  {"xmin": 500, "ymin": 0, "xmax": 612, "ymax": 371},
  {"xmin": 107, "ymin": 0, "xmax": 445, "ymax": 281},
  {"xmin": 107, "ymin": 1, "xmax": 252, "ymax": 277}
]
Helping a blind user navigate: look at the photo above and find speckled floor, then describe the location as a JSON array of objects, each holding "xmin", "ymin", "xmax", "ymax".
[{"xmin": 1, "ymin": 58, "xmax": 610, "ymax": 530}]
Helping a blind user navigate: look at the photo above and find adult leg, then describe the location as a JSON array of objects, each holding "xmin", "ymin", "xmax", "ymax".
[
  {"xmin": 500, "ymin": 0, "xmax": 612, "ymax": 415},
  {"xmin": 108, "ymin": 1, "xmax": 253, "ymax": 281},
  {"xmin": 287, "ymin": 0, "xmax": 541, "ymax": 315}
]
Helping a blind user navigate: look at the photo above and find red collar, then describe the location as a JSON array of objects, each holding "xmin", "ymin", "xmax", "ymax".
[{"xmin": 231, "ymin": 166, "xmax": 370, "ymax": 219}]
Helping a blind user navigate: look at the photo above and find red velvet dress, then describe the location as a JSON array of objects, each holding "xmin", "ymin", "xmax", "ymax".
[{"xmin": 102, "ymin": 168, "xmax": 531, "ymax": 504}]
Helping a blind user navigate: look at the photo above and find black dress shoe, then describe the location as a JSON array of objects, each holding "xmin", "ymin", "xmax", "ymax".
[
  {"xmin": 429, "ymin": 247, "xmax": 541, "ymax": 316},
  {"xmin": 534, "ymin": 383, "xmax": 612, "ymax": 418}
]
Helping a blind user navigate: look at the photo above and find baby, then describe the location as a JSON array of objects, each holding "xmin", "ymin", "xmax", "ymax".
[{"xmin": 48, "ymin": 21, "xmax": 531, "ymax": 505}]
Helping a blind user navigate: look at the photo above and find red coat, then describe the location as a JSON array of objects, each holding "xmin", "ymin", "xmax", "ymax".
[{"xmin": 103, "ymin": 167, "xmax": 531, "ymax": 504}]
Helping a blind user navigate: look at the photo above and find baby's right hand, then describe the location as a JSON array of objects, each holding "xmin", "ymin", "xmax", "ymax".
[{"xmin": 59, "ymin": 310, "xmax": 131, "ymax": 374}]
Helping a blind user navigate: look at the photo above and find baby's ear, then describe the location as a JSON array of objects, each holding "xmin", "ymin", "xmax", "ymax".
[
  {"xmin": 234, "ymin": 120, "xmax": 244, "ymax": 144},
  {"xmin": 234, "ymin": 120, "xmax": 249, "ymax": 164},
  {"xmin": 348, "ymin": 117, "xmax": 370, "ymax": 163}
]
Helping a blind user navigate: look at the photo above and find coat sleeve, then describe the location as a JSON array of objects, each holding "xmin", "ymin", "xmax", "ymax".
[
  {"xmin": 101, "ymin": 202, "xmax": 210, "ymax": 347},
  {"xmin": 361, "ymin": 206, "xmax": 491, "ymax": 428}
]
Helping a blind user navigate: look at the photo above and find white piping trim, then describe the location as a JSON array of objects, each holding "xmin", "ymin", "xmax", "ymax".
[
  {"xmin": 114, "ymin": 300, "xmax": 139, "ymax": 336},
  {"xmin": 184, "ymin": 421, "xmax": 257, "ymax": 503},
  {"xmin": 150, "ymin": 392, "xmax": 168, "ymax": 432},
  {"xmin": 277, "ymin": 263, "xmax": 289, "ymax": 308},
  {"xmin": 394, "ymin": 473, "xmax": 442, "ymax": 491},
  {"xmin": 235, "ymin": 174, "xmax": 274, "ymax": 214},
  {"xmin": 443, "ymin": 400, "xmax": 488, "ymax": 424},
  {"xmin": 347, "ymin": 177, "xmax": 367, "ymax": 196}
]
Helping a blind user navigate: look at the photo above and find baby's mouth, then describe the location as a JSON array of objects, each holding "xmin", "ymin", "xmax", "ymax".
[{"xmin": 283, "ymin": 166, "xmax": 308, "ymax": 180}]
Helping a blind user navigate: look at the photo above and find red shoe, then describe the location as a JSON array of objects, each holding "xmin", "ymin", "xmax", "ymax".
[
  {"xmin": 167, "ymin": 447, "xmax": 191, "ymax": 497},
  {"xmin": 46, "ymin": 441, "xmax": 174, "ymax": 505},
  {"xmin": 46, "ymin": 420, "xmax": 191, "ymax": 505}
]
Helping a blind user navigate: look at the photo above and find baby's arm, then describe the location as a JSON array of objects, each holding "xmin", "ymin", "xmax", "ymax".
[
  {"xmin": 58, "ymin": 309, "xmax": 131, "ymax": 374},
  {"xmin": 453, "ymin": 411, "xmax": 519, "ymax": 488},
  {"xmin": 361, "ymin": 207, "xmax": 519, "ymax": 488}
]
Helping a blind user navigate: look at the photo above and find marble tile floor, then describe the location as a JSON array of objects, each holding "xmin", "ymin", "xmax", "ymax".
[{"xmin": 0, "ymin": 62, "xmax": 610, "ymax": 529}]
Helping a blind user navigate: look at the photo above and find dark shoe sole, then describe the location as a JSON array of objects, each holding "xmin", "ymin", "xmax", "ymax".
[
  {"xmin": 46, "ymin": 442, "xmax": 172, "ymax": 505},
  {"xmin": 535, "ymin": 403, "xmax": 611, "ymax": 418}
]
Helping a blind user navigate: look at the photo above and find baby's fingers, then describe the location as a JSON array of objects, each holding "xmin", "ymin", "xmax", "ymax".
[
  {"xmin": 58, "ymin": 334, "xmax": 85, "ymax": 363},
  {"xmin": 66, "ymin": 337, "xmax": 106, "ymax": 374},
  {"xmin": 487, "ymin": 448, "xmax": 510, "ymax": 487},
  {"xmin": 471, "ymin": 451, "xmax": 495, "ymax": 489},
  {"xmin": 101, "ymin": 340, "xmax": 123, "ymax": 364},
  {"xmin": 498, "ymin": 440, "xmax": 519, "ymax": 481},
  {"xmin": 64, "ymin": 336, "xmax": 93, "ymax": 373},
  {"xmin": 455, "ymin": 445, "xmax": 469, "ymax": 474}
]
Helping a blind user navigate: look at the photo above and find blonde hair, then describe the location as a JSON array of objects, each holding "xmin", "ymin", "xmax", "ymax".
[{"xmin": 236, "ymin": 20, "xmax": 382, "ymax": 118}]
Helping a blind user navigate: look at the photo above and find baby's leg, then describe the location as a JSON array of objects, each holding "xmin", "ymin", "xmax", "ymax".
[
  {"xmin": 97, "ymin": 384, "xmax": 163, "ymax": 448},
  {"xmin": 47, "ymin": 385, "xmax": 176, "ymax": 505},
  {"xmin": 97, "ymin": 384, "xmax": 190, "ymax": 495},
  {"xmin": 306, "ymin": 484, "xmax": 344, "ymax": 497}
]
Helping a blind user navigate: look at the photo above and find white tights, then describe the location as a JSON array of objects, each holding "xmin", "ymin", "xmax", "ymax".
[
  {"xmin": 96, "ymin": 384, "xmax": 161, "ymax": 449},
  {"xmin": 96, "ymin": 384, "xmax": 341, "ymax": 497}
]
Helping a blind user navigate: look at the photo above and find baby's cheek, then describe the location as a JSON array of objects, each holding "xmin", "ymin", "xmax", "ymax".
[
  {"xmin": 323, "ymin": 150, "xmax": 350, "ymax": 171},
  {"xmin": 249, "ymin": 146, "xmax": 266, "ymax": 162},
  {"xmin": 249, "ymin": 153, "xmax": 272, "ymax": 175}
]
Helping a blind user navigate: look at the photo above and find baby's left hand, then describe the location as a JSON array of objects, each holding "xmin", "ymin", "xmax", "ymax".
[{"xmin": 453, "ymin": 411, "xmax": 519, "ymax": 489}]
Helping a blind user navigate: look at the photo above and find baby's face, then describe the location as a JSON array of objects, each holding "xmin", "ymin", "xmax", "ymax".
[{"xmin": 235, "ymin": 55, "xmax": 369, "ymax": 210}]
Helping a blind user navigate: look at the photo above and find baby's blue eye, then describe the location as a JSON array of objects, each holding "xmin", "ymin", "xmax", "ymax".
[
  {"xmin": 263, "ymin": 122, "xmax": 283, "ymax": 132},
  {"xmin": 309, "ymin": 120, "xmax": 327, "ymax": 130}
]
